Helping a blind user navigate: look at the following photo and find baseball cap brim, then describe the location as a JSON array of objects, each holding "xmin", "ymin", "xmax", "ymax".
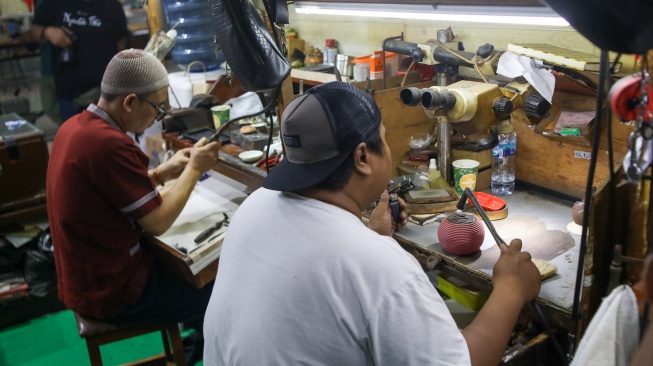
[{"xmin": 262, "ymin": 149, "xmax": 351, "ymax": 192}]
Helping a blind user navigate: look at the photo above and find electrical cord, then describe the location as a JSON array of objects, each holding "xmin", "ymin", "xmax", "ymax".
[
  {"xmin": 257, "ymin": 90, "xmax": 278, "ymax": 174},
  {"xmin": 603, "ymin": 103, "xmax": 617, "ymax": 298},
  {"xmin": 592, "ymin": 52, "xmax": 621, "ymax": 300},
  {"xmin": 570, "ymin": 50, "xmax": 611, "ymax": 358},
  {"xmin": 401, "ymin": 60, "xmax": 415, "ymax": 87},
  {"xmin": 436, "ymin": 40, "xmax": 491, "ymax": 83},
  {"xmin": 208, "ymin": 87, "xmax": 280, "ymax": 143},
  {"xmin": 533, "ymin": 300, "xmax": 570, "ymax": 366},
  {"xmin": 266, "ymin": 110, "xmax": 276, "ymax": 174}
]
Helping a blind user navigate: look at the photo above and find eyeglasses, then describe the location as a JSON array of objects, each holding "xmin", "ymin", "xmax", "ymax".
[{"xmin": 137, "ymin": 95, "xmax": 168, "ymax": 121}]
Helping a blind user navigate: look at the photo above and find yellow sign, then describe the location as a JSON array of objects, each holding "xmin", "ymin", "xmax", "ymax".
[{"xmin": 459, "ymin": 174, "xmax": 477, "ymax": 191}]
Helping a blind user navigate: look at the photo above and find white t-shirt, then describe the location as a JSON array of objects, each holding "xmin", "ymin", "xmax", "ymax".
[{"xmin": 204, "ymin": 188, "xmax": 471, "ymax": 366}]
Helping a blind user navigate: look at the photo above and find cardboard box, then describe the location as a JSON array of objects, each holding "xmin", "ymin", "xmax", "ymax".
[
  {"xmin": 288, "ymin": 38, "xmax": 305, "ymax": 58},
  {"xmin": 452, "ymin": 148, "xmax": 493, "ymax": 169},
  {"xmin": 477, "ymin": 166, "xmax": 491, "ymax": 191}
]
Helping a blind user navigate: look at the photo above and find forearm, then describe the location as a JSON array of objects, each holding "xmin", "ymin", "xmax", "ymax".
[
  {"xmin": 148, "ymin": 166, "xmax": 167, "ymax": 186},
  {"xmin": 30, "ymin": 25, "xmax": 46, "ymax": 43},
  {"xmin": 141, "ymin": 166, "xmax": 202, "ymax": 235},
  {"xmin": 461, "ymin": 287, "xmax": 524, "ymax": 366}
]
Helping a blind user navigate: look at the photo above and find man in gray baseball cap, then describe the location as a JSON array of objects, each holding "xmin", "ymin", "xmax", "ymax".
[
  {"xmin": 204, "ymin": 82, "xmax": 541, "ymax": 365},
  {"xmin": 47, "ymin": 49, "xmax": 221, "ymax": 362}
]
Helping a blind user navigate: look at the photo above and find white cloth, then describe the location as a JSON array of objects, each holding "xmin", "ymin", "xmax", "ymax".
[
  {"xmin": 204, "ymin": 188, "xmax": 471, "ymax": 366},
  {"xmin": 571, "ymin": 285, "xmax": 639, "ymax": 366},
  {"xmin": 497, "ymin": 52, "xmax": 555, "ymax": 103},
  {"xmin": 224, "ymin": 91, "xmax": 264, "ymax": 120}
]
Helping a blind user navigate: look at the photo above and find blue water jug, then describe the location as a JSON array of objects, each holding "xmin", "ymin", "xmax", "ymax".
[{"xmin": 163, "ymin": 0, "xmax": 224, "ymax": 70}]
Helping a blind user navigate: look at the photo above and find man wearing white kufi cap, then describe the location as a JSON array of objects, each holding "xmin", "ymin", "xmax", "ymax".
[{"xmin": 46, "ymin": 49, "xmax": 221, "ymax": 357}]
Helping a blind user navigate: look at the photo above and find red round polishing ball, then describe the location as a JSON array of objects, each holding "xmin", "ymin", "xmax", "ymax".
[{"xmin": 438, "ymin": 212, "xmax": 485, "ymax": 255}]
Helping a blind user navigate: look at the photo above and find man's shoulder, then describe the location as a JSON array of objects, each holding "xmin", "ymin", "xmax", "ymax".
[{"xmin": 55, "ymin": 113, "xmax": 138, "ymax": 158}]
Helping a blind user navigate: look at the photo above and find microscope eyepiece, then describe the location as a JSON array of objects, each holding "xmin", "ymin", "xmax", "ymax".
[
  {"xmin": 421, "ymin": 90, "xmax": 456, "ymax": 110},
  {"xmin": 399, "ymin": 87, "xmax": 423, "ymax": 106}
]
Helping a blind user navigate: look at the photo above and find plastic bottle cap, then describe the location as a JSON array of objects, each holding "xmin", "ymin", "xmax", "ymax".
[
  {"xmin": 325, "ymin": 39, "xmax": 336, "ymax": 47},
  {"xmin": 429, "ymin": 158, "xmax": 437, "ymax": 169}
]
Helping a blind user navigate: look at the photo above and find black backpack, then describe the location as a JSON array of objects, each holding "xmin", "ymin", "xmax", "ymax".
[{"xmin": 210, "ymin": 0, "xmax": 291, "ymax": 92}]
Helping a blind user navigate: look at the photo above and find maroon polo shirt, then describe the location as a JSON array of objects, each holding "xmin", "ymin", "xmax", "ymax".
[{"xmin": 46, "ymin": 106, "xmax": 161, "ymax": 319}]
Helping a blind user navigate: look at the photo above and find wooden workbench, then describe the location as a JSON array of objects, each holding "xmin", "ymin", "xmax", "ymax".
[
  {"xmin": 145, "ymin": 170, "xmax": 251, "ymax": 288},
  {"xmin": 395, "ymin": 189, "xmax": 579, "ymax": 330},
  {"xmin": 160, "ymin": 72, "xmax": 634, "ymax": 345}
]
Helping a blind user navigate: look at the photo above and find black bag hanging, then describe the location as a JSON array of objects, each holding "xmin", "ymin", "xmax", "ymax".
[{"xmin": 210, "ymin": 0, "xmax": 291, "ymax": 92}]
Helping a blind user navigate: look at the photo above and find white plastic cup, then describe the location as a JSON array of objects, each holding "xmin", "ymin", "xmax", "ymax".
[
  {"xmin": 452, "ymin": 159, "xmax": 480, "ymax": 196},
  {"xmin": 353, "ymin": 63, "xmax": 370, "ymax": 81}
]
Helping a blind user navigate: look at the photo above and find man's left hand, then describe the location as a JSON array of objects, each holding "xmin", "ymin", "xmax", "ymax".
[
  {"xmin": 159, "ymin": 148, "xmax": 191, "ymax": 181},
  {"xmin": 367, "ymin": 190, "xmax": 408, "ymax": 236}
]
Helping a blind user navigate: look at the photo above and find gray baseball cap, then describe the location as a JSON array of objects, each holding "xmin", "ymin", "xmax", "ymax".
[{"xmin": 263, "ymin": 82, "xmax": 381, "ymax": 192}]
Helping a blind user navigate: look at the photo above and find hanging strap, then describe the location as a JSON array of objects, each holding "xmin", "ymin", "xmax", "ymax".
[{"xmin": 262, "ymin": 0, "xmax": 288, "ymax": 25}]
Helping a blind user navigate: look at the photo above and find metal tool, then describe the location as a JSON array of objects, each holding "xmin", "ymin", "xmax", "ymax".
[
  {"xmin": 194, "ymin": 213, "xmax": 229, "ymax": 244},
  {"xmin": 456, "ymin": 188, "xmax": 504, "ymax": 245},
  {"xmin": 387, "ymin": 178, "xmax": 416, "ymax": 196},
  {"xmin": 607, "ymin": 244, "xmax": 644, "ymax": 294}
]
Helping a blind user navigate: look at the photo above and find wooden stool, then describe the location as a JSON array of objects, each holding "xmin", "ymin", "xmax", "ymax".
[{"xmin": 74, "ymin": 312, "xmax": 187, "ymax": 366}]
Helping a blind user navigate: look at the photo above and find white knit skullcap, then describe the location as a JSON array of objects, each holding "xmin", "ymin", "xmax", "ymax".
[{"xmin": 101, "ymin": 49, "xmax": 169, "ymax": 95}]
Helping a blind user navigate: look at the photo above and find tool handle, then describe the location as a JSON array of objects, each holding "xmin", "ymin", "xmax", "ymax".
[
  {"xmin": 194, "ymin": 223, "xmax": 219, "ymax": 244},
  {"xmin": 463, "ymin": 188, "xmax": 505, "ymax": 248},
  {"xmin": 389, "ymin": 198, "xmax": 401, "ymax": 224}
]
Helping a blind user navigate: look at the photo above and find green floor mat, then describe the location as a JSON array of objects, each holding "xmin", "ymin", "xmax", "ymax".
[{"xmin": 0, "ymin": 310, "xmax": 202, "ymax": 366}]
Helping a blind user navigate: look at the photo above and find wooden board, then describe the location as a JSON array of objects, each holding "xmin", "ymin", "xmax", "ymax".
[
  {"xmin": 143, "ymin": 236, "xmax": 218, "ymax": 289},
  {"xmin": 351, "ymin": 71, "xmax": 422, "ymax": 93},
  {"xmin": 512, "ymin": 113, "xmax": 632, "ymax": 198},
  {"xmin": 140, "ymin": 170, "xmax": 249, "ymax": 289},
  {"xmin": 145, "ymin": 0, "xmax": 165, "ymax": 33},
  {"xmin": 451, "ymin": 148, "xmax": 492, "ymax": 169}
]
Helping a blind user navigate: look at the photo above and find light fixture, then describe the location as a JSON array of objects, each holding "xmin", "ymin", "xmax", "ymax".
[{"xmin": 293, "ymin": 2, "xmax": 569, "ymax": 27}]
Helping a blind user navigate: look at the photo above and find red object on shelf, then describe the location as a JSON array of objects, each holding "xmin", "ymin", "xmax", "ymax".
[{"xmin": 468, "ymin": 192, "xmax": 506, "ymax": 211}]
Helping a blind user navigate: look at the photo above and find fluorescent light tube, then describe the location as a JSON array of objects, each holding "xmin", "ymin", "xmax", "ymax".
[{"xmin": 294, "ymin": 2, "xmax": 569, "ymax": 27}]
